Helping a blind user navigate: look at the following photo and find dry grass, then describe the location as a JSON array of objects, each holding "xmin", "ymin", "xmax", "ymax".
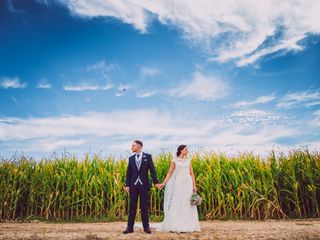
[{"xmin": 1, "ymin": 219, "xmax": 320, "ymax": 240}]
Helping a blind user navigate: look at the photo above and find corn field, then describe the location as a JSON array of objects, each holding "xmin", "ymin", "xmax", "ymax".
[{"xmin": 0, "ymin": 149, "xmax": 319, "ymax": 221}]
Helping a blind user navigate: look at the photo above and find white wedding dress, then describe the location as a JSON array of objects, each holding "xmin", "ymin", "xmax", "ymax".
[{"xmin": 156, "ymin": 156, "xmax": 201, "ymax": 232}]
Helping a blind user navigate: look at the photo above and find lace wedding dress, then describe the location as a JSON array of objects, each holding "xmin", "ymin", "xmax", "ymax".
[{"xmin": 156, "ymin": 156, "xmax": 201, "ymax": 232}]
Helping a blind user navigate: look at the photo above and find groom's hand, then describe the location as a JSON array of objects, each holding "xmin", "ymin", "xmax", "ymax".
[
  {"xmin": 125, "ymin": 187, "xmax": 130, "ymax": 193},
  {"xmin": 154, "ymin": 183, "xmax": 161, "ymax": 190}
]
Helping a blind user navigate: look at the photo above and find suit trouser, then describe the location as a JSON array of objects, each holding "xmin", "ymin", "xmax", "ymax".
[{"xmin": 127, "ymin": 184, "xmax": 149, "ymax": 230}]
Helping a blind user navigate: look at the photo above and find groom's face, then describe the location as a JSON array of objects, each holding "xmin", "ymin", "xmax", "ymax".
[{"xmin": 131, "ymin": 142, "xmax": 141, "ymax": 153}]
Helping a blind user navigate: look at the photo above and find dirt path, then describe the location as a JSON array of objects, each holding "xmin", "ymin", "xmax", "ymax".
[{"xmin": 0, "ymin": 219, "xmax": 320, "ymax": 240}]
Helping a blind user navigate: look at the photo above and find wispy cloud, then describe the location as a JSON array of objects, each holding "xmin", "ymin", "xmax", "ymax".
[
  {"xmin": 169, "ymin": 71, "xmax": 229, "ymax": 101},
  {"xmin": 63, "ymin": 82, "xmax": 113, "ymax": 91},
  {"xmin": 232, "ymin": 94, "xmax": 276, "ymax": 108},
  {"xmin": 137, "ymin": 90, "xmax": 157, "ymax": 98},
  {"xmin": 277, "ymin": 90, "xmax": 320, "ymax": 109},
  {"xmin": 36, "ymin": 78, "xmax": 52, "ymax": 89},
  {"xmin": 0, "ymin": 108, "xmax": 311, "ymax": 156},
  {"xmin": 60, "ymin": 0, "xmax": 148, "ymax": 33},
  {"xmin": 311, "ymin": 110, "xmax": 320, "ymax": 127},
  {"xmin": 306, "ymin": 101, "xmax": 320, "ymax": 107},
  {"xmin": 0, "ymin": 76, "xmax": 28, "ymax": 89},
  {"xmin": 227, "ymin": 109, "xmax": 293, "ymax": 126},
  {"xmin": 86, "ymin": 59, "xmax": 114, "ymax": 72},
  {"xmin": 30, "ymin": 138, "xmax": 87, "ymax": 152},
  {"xmin": 4, "ymin": 0, "xmax": 15, "ymax": 12},
  {"xmin": 11, "ymin": 96, "xmax": 18, "ymax": 105},
  {"xmin": 55, "ymin": 0, "xmax": 320, "ymax": 66},
  {"xmin": 140, "ymin": 66, "xmax": 161, "ymax": 78}
]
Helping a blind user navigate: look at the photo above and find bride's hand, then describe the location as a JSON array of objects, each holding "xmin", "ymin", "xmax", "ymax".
[{"xmin": 193, "ymin": 186, "xmax": 197, "ymax": 192}]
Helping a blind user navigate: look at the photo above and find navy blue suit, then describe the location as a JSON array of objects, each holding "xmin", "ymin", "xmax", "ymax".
[{"xmin": 125, "ymin": 152, "xmax": 159, "ymax": 230}]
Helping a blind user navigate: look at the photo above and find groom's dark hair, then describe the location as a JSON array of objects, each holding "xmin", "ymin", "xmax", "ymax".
[{"xmin": 134, "ymin": 140, "xmax": 143, "ymax": 148}]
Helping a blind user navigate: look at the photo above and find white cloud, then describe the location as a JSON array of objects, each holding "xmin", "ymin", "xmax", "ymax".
[
  {"xmin": 0, "ymin": 109, "xmax": 213, "ymax": 142},
  {"xmin": 137, "ymin": 90, "xmax": 157, "ymax": 98},
  {"xmin": 311, "ymin": 110, "xmax": 320, "ymax": 127},
  {"xmin": 234, "ymin": 35, "xmax": 305, "ymax": 66},
  {"xmin": 86, "ymin": 59, "xmax": 114, "ymax": 72},
  {"xmin": 29, "ymin": 138, "xmax": 87, "ymax": 152},
  {"xmin": 0, "ymin": 77, "xmax": 28, "ymax": 89},
  {"xmin": 85, "ymin": 59, "xmax": 116, "ymax": 81},
  {"xmin": 232, "ymin": 94, "xmax": 276, "ymax": 108},
  {"xmin": 59, "ymin": 0, "xmax": 148, "ymax": 33},
  {"xmin": 227, "ymin": 109, "xmax": 293, "ymax": 126},
  {"xmin": 140, "ymin": 66, "xmax": 161, "ymax": 78},
  {"xmin": 115, "ymin": 92, "xmax": 125, "ymax": 97},
  {"xmin": 306, "ymin": 101, "xmax": 320, "ymax": 107},
  {"xmin": 169, "ymin": 71, "xmax": 228, "ymax": 101},
  {"xmin": 277, "ymin": 90, "xmax": 320, "ymax": 108},
  {"xmin": 63, "ymin": 82, "xmax": 113, "ymax": 91},
  {"xmin": 55, "ymin": 0, "xmax": 320, "ymax": 66},
  {"xmin": 36, "ymin": 78, "xmax": 52, "ymax": 89},
  {"xmin": 0, "ymin": 108, "xmax": 309, "ymax": 157}
]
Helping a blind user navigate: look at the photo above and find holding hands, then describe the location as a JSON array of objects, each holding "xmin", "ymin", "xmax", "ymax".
[
  {"xmin": 124, "ymin": 184, "xmax": 165, "ymax": 193},
  {"xmin": 155, "ymin": 183, "xmax": 165, "ymax": 190}
]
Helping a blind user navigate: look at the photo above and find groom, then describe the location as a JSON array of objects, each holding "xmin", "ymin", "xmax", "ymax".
[{"xmin": 123, "ymin": 140, "xmax": 161, "ymax": 234}]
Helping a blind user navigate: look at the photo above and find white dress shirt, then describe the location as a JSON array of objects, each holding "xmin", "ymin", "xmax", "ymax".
[{"xmin": 134, "ymin": 151, "xmax": 143, "ymax": 185}]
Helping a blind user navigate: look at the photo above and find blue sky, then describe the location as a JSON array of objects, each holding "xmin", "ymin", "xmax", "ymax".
[{"xmin": 0, "ymin": 0, "xmax": 319, "ymax": 159}]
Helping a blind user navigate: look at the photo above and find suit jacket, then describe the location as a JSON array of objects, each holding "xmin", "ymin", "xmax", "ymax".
[{"xmin": 125, "ymin": 152, "xmax": 159, "ymax": 190}]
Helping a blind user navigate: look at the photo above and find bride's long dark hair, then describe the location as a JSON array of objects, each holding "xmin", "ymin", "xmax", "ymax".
[{"xmin": 176, "ymin": 144, "xmax": 187, "ymax": 157}]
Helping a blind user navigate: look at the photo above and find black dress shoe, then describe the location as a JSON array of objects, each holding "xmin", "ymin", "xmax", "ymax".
[
  {"xmin": 123, "ymin": 228, "xmax": 134, "ymax": 234},
  {"xmin": 144, "ymin": 227, "xmax": 151, "ymax": 234}
]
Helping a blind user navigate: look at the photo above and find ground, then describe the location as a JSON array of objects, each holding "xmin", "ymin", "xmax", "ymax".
[{"xmin": 0, "ymin": 219, "xmax": 320, "ymax": 240}]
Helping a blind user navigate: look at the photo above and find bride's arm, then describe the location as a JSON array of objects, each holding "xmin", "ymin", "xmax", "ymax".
[
  {"xmin": 189, "ymin": 162, "xmax": 197, "ymax": 192},
  {"xmin": 161, "ymin": 162, "xmax": 176, "ymax": 187}
]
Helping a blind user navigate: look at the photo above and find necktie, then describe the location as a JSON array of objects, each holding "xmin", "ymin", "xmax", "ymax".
[{"xmin": 136, "ymin": 154, "xmax": 141, "ymax": 169}]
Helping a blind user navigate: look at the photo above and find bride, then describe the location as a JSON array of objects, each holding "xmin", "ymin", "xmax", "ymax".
[{"xmin": 157, "ymin": 145, "xmax": 201, "ymax": 232}]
